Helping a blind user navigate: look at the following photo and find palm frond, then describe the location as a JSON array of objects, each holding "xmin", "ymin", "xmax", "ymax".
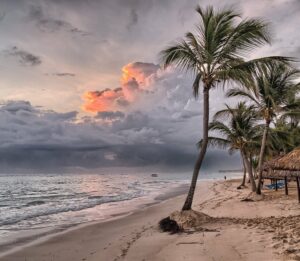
[
  {"xmin": 193, "ymin": 73, "xmax": 202, "ymax": 98},
  {"xmin": 226, "ymin": 88, "xmax": 259, "ymax": 105}
]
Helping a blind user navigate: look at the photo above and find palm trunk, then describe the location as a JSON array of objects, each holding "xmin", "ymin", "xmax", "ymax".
[
  {"xmin": 256, "ymin": 121, "xmax": 270, "ymax": 194},
  {"xmin": 251, "ymin": 156, "xmax": 257, "ymax": 179},
  {"xmin": 239, "ymin": 153, "xmax": 247, "ymax": 187},
  {"xmin": 182, "ymin": 86, "xmax": 209, "ymax": 211},
  {"xmin": 241, "ymin": 150, "xmax": 256, "ymax": 192}
]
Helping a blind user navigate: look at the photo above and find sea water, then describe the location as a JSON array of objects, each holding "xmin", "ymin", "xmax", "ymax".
[{"xmin": 0, "ymin": 171, "xmax": 241, "ymax": 253}]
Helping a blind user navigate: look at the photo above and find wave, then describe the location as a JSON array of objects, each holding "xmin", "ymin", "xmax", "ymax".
[
  {"xmin": 0, "ymin": 192, "xmax": 142, "ymax": 227},
  {"xmin": 25, "ymin": 200, "xmax": 46, "ymax": 207}
]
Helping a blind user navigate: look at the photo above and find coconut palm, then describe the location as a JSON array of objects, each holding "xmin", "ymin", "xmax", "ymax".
[
  {"xmin": 227, "ymin": 63, "xmax": 300, "ymax": 194},
  {"xmin": 203, "ymin": 102, "xmax": 259, "ymax": 191},
  {"xmin": 159, "ymin": 5, "xmax": 291, "ymax": 210}
]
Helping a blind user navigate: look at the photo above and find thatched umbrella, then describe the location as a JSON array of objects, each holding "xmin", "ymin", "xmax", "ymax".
[{"xmin": 262, "ymin": 148, "xmax": 300, "ymax": 202}]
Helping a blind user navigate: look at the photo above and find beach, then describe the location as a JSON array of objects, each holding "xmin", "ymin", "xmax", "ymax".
[{"xmin": 1, "ymin": 178, "xmax": 300, "ymax": 261}]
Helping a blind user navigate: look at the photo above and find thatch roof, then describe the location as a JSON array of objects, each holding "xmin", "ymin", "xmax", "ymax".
[
  {"xmin": 262, "ymin": 169, "xmax": 300, "ymax": 179},
  {"xmin": 262, "ymin": 148, "xmax": 300, "ymax": 178},
  {"xmin": 262, "ymin": 155, "xmax": 283, "ymax": 171},
  {"xmin": 267, "ymin": 148, "xmax": 300, "ymax": 171}
]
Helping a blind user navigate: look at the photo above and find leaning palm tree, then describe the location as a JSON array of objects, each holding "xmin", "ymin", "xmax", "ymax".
[
  {"xmin": 204, "ymin": 102, "xmax": 259, "ymax": 191},
  {"xmin": 160, "ymin": 5, "xmax": 291, "ymax": 210},
  {"xmin": 227, "ymin": 63, "xmax": 300, "ymax": 194}
]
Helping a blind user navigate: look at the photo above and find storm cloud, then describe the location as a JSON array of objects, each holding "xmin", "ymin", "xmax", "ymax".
[
  {"xmin": 0, "ymin": 70, "xmax": 240, "ymax": 172},
  {"xmin": 0, "ymin": 57, "xmax": 240, "ymax": 172}
]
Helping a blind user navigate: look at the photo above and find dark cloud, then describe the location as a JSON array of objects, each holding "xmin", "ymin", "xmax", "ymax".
[
  {"xmin": 0, "ymin": 141, "xmax": 240, "ymax": 173},
  {"xmin": 112, "ymin": 111, "xmax": 149, "ymax": 131},
  {"xmin": 28, "ymin": 5, "xmax": 89, "ymax": 36},
  {"xmin": 46, "ymin": 72, "xmax": 76, "ymax": 77},
  {"xmin": 96, "ymin": 111, "xmax": 125, "ymax": 120},
  {"xmin": 1, "ymin": 100, "xmax": 36, "ymax": 113},
  {"xmin": 3, "ymin": 46, "xmax": 41, "ymax": 66},
  {"xmin": 0, "ymin": 12, "xmax": 5, "ymax": 21},
  {"xmin": 0, "ymin": 98, "xmax": 241, "ymax": 172},
  {"xmin": 127, "ymin": 8, "xmax": 138, "ymax": 30}
]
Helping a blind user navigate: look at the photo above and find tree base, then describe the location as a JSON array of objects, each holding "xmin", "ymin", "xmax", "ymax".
[{"xmin": 159, "ymin": 217, "xmax": 181, "ymax": 234}]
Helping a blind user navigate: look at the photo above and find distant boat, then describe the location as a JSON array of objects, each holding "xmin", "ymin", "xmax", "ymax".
[{"xmin": 151, "ymin": 173, "xmax": 158, "ymax": 177}]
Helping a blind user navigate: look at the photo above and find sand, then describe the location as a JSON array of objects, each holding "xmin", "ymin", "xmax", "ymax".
[{"xmin": 1, "ymin": 179, "xmax": 300, "ymax": 261}]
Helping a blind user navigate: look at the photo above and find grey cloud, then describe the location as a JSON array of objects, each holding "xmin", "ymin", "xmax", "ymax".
[
  {"xmin": 3, "ymin": 46, "xmax": 41, "ymax": 66},
  {"xmin": 0, "ymin": 144, "xmax": 240, "ymax": 173},
  {"xmin": 112, "ymin": 111, "xmax": 150, "ymax": 131},
  {"xmin": 96, "ymin": 111, "xmax": 125, "ymax": 120},
  {"xmin": 0, "ymin": 95, "xmax": 240, "ymax": 173},
  {"xmin": 28, "ymin": 5, "xmax": 89, "ymax": 36},
  {"xmin": 0, "ymin": 12, "xmax": 5, "ymax": 21},
  {"xmin": 45, "ymin": 111, "xmax": 78, "ymax": 121},
  {"xmin": 0, "ymin": 60, "xmax": 235, "ymax": 172},
  {"xmin": 46, "ymin": 72, "xmax": 76, "ymax": 77},
  {"xmin": 171, "ymin": 110, "xmax": 201, "ymax": 121},
  {"xmin": 116, "ymin": 98, "xmax": 130, "ymax": 107},
  {"xmin": 127, "ymin": 8, "xmax": 138, "ymax": 30},
  {"xmin": 1, "ymin": 100, "xmax": 36, "ymax": 113}
]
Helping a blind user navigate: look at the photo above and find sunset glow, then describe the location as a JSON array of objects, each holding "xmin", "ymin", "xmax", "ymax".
[{"xmin": 82, "ymin": 62, "xmax": 160, "ymax": 113}]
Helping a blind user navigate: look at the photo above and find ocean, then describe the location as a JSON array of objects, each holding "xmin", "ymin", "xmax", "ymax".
[{"xmin": 0, "ymin": 171, "xmax": 241, "ymax": 254}]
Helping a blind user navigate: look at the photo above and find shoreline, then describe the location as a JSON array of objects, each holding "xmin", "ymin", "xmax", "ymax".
[
  {"xmin": 2, "ymin": 178, "xmax": 300, "ymax": 260},
  {"xmin": 0, "ymin": 182, "xmax": 190, "ymax": 259}
]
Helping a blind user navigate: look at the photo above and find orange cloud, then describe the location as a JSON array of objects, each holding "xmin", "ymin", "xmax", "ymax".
[
  {"xmin": 82, "ymin": 88, "xmax": 124, "ymax": 112},
  {"xmin": 82, "ymin": 62, "xmax": 159, "ymax": 113}
]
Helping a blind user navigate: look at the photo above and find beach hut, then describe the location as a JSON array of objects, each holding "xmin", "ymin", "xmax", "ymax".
[{"xmin": 262, "ymin": 148, "xmax": 300, "ymax": 202}]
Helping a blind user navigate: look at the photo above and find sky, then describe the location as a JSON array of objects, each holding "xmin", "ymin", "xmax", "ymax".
[{"xmin": 0, "ymin": 0, "xmax": 299, "ymax": 172}]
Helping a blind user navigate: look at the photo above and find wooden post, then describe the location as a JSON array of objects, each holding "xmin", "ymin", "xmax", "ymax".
[
  {"xmin": 297, "ymin": 177, "xmax": 300, "ymax": 203},
  {"xmin": 284, "ymin": 176, "xmax": 288, "ymax": 195},
  {"xmin": 275, "ymin": 179, "xmax": 278, "ymax": 191}
]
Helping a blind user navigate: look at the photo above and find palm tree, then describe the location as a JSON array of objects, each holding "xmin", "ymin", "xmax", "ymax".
[
  {"xmin": 227, "ymin": 63, "xmax": 300, "ymax": 194},
  {"xmin": 159, "ymin": 5, "xmax": 290, "ymax": 210},
  {"xmin": 204, "ymin": 102, "xmax": 259, "ymax": 191},
  {"xmin": 278, "ymin": 87, "xmax": 300, "ymax": 131},
  {"xmin": 240, "ymin": 157, "xmax": 247, "ymax": 188},
  {"xmin": 273, "ymin": 89, "xmax": 300, "ymax": 153}
]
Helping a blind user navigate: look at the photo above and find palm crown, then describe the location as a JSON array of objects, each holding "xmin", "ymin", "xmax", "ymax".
[
  {"xmin": 227, "ymin": 63, "xmax": 300, "ymax": 124},
  {"xmin": 160, "ymin": 6, "xmax": 291, "ymax": 95}
]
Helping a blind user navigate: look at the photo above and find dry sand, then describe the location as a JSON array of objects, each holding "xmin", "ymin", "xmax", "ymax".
[{"xmin": 1, "ymin": 179, "xmax": 300, "ymax": 261}]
